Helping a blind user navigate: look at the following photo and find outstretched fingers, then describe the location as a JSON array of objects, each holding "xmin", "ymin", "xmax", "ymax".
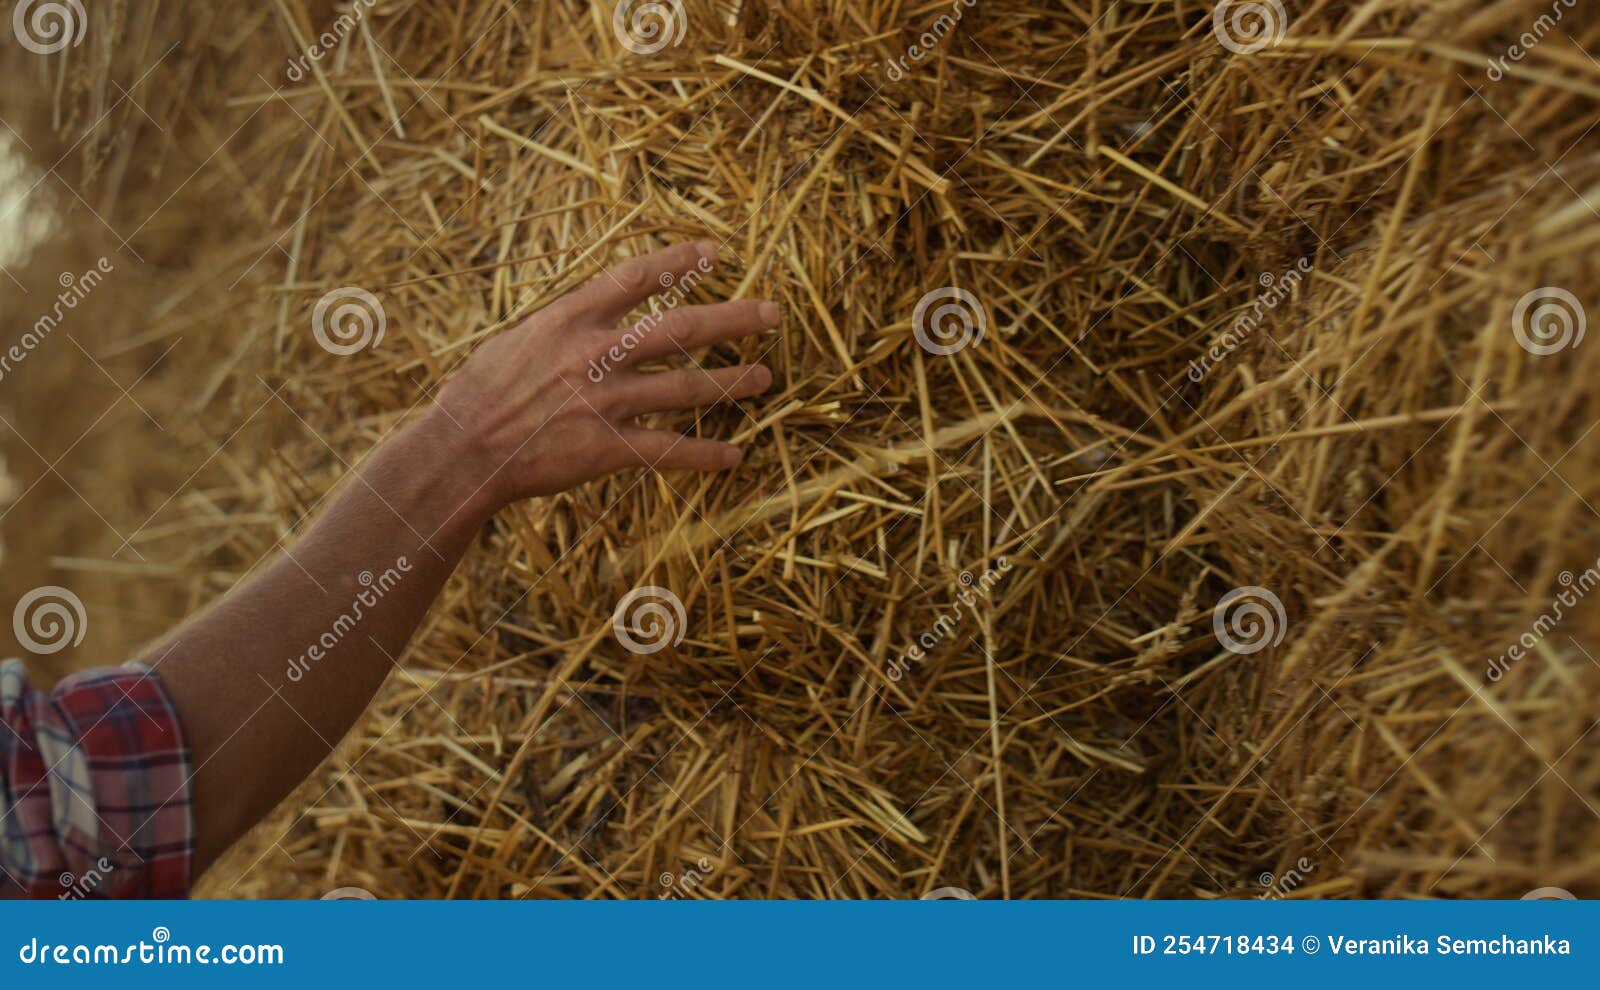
[
  {"xmin": 615, "ymin": 427, "xmax": 744, "ymax": 473},
  {"xmin": 607, "ymin": 299, "xmax": 779, "ymax": 367},
  {"xmin": 528, "ymin": 239, "xmax": 780, "ymax": 482},
  {"xmin": 612, "ymin": 364, "xmax": 773, "ymax": 418},
  {"xmin": 555, "ymin": 241, "xmax": 719, "ymax": 327}
]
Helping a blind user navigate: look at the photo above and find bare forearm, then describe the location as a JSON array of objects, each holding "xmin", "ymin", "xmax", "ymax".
[
  {"xmin": 149, "ymin": 409, "xmax": 495, "ymax": 872},
  {"xmin": 142, "ymin": 240, "xmax": 774, "ymax": 881}
]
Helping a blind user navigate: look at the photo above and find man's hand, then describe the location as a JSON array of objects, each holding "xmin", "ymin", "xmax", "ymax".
[
  {"xmin": 433, "ymin": 240, "xmax": 778, "ymax": 505},
  {"xmin": 153, "ymin": 238, "xmax": 778, "ymax": 877}
]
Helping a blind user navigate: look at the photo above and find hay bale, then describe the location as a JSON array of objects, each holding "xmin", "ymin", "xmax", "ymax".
[
  {"xmin": 5, "ymin": 0, "xmax": 1597, "ymax": 898},
  {"xmin": 0, "ymin": 2, "xmax": 290, "ymax": 674}
]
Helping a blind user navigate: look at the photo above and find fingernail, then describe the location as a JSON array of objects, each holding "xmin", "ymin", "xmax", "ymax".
[
  {"xmin": 696, "ymin": 240, "xmax": 719, "ymax": 264},
  {"xmin": 724, "ymin": 447, "xmax": 744, "ymax": 468},
  {"xmin": 759, "ymin": 301, "xmax": 780, "ymax": 325},
  {"xmin": 757, "ymin": 365, "xmax": 773, "ymax": 389}
]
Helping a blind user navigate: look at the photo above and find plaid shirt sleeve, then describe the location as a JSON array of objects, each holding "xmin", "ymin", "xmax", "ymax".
[{"xmin": 0, "ymin": 658, "xmax": 193, "ymax": 899}]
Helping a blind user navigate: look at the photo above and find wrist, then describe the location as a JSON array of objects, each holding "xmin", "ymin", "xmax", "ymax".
[{"xmin": 387, "ymin": 408, "xmax": 505, "ymax": 535}]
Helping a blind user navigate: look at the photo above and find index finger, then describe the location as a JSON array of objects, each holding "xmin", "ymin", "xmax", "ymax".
[{"xmin": 552, "ymin": 240, "xmax": 719, "ymax": 327}]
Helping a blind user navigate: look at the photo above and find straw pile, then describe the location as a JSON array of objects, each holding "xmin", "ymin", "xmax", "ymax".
[
  {"xmin": 0, "ymin": 2, "xmax": 297, "ymax": 677},
  {"xmin": 5, "ymin": 0, "xmax": 1598, "ymax": 898}
]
